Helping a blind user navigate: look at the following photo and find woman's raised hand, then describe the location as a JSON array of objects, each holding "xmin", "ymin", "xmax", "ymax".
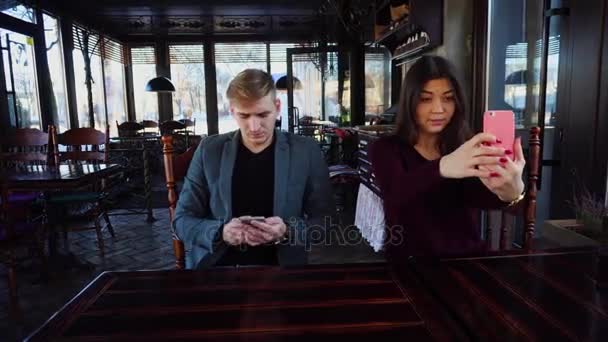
[
  {"xmin": 479, "ymin": 137, "xmax": 525, "ymax": 202},
  {"xmin": 439, "ymin": 133, "xmax": 507, "ymax": 179}
]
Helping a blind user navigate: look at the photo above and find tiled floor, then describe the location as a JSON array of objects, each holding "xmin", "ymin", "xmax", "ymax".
[{"xmin": 0, "ymin": 205, "xmax": 383, "ymax": 341}]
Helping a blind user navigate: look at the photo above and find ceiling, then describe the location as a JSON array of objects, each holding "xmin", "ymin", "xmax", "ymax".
[
  {"xmin": 46, "ymin": 0, "xmax": 327, "ymax": 16},
  {"xmin": 35, "ymin": 0, "xmax": 335, "ymax": 39}
]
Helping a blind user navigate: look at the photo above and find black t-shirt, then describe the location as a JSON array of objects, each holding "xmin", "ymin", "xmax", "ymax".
[{"xmin": 215, "ymin": 135, "xmax": 278, "ymax": 266}]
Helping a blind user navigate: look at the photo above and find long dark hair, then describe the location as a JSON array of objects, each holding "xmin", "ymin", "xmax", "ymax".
[{"xmin": 394, "ymin": 56, "xmax": 471, "ymax": 155}]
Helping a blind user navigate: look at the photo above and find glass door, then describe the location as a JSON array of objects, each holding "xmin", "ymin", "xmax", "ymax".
[
  {"xmin": 286, "ymin": 46, "xmax": 392, "ymax": 133},
  {"xmin": 286, "ymin": 47, "xmax": 333, "ymax": 133},
  {"xmin": 485, "ymin": 0, "xmax": 569, "ymax": 244},
  {"xmin": 0, "ymin": 28, "xmax": 41, "ymax": 128}
]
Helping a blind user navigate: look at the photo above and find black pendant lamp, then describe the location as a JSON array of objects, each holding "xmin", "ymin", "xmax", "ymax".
[
  {"xmin": 145, "ymin": 76, "xmax": 176, "ymax": 92},
  {"xmin": 275, "ymin": 75, "xmax": 303, "ymax": 91}
]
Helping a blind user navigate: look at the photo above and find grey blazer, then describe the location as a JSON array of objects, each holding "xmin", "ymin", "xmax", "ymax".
[{"xmin": 174, "ymin": 129, "xmax": 333, "ymax": 269}]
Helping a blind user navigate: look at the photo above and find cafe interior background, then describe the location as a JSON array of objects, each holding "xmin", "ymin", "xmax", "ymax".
[{"xmin": 1, "ymin": 0, "xmax": 608, "ymax": 339}]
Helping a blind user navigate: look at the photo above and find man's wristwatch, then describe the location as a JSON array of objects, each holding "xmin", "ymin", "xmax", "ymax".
[{"xmin": 274, "ymin": 227, "xmax": 290, "ymax": 245}]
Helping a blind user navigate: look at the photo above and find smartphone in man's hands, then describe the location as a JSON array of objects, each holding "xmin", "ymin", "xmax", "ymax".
[{"xmin": 239, "ymin": 216, "xmax": 265, "ymax": 224}]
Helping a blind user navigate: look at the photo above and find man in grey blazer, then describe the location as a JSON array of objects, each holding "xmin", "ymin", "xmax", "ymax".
[{"xmin": 174, "ymin": 69, "xmax": 333, "ymax": 269}]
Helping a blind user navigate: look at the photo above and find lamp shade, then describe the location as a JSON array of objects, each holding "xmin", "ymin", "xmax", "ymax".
[
  {"xmin": 505, "ymin": 70, "xmax": 527, "ymax": 85},
  {"xmin": 275, "ymin": 75, "xmax": 303, "ymax": 91},
  {"xmin": 145, "ymin": 76, "xmax": 176, "ymax": 92}
]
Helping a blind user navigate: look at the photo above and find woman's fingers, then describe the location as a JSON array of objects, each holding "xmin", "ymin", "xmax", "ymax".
[
  {"xmin": 513, "ymin": 136, "xmax": 525, "ymax": 162},
  {"xmin": 468, "ymin": 132, "xmax": 498, "ymax": 147},
  {"xmin": 466, "ymin": 168, "xmax": 493, "ymax": 178},
  {"xmin": 473, "ymin": 145, "xmax": 506, "ymax": 157},
  {"xmin": 470, "ymin": 156, "xmax": 503, "ymax": 167}
]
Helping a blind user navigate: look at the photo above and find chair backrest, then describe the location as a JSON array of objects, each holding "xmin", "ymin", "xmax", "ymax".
[
  {"xmin": 140, "ymin": 120, "xmax": 159, "ymax": 136},
  {"xmin": 485, "ymin": 126, "xmax": 540, "ymax": 252},
  {"xmin": 162, "ymin": 134, "xmax": 197, "ymax": 270},
  {"xmin": 160, "ymin": 120, "xmax": 186, "ymax": 135},
  {"xmin": 0, "ymin": 126, "xmax": 51, "ymax": 167},
  {"xmin": 141, "ymin": 120, "xmax": 159, "ymax": 129},
  {"xmin": 52, "ymin": 126, "xmax": 109, "ymax": 164},
  {"xmin": 116, "ymin": 121, "xmax": 144, "ymax": 137},
  {"xmin": 178, "ymin": 118, "xmax": 195, "ymax": 127}
]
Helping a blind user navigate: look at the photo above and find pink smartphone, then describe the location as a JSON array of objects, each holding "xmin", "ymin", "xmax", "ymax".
[{"xmin": 483, "ymin": 110, "xmax": 515, "ymax": 159}]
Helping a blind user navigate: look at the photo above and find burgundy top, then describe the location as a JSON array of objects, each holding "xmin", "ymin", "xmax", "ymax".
[{"xmin": 369, "ymin": 135, "xmax": 506, "ymax": 263}]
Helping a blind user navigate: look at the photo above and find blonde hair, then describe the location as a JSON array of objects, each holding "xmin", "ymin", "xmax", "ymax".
[{"xmin": 226, "ymin": 69, "xmax": 276, "ymax": 103}]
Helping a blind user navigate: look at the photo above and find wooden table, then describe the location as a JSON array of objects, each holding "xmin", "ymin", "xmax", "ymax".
[
  {"xmin": 25, "ymin": 263, "xmax": 466, "ymax": 341},
  {"xmin": 410, "ymin": 249, "xmax": 608, "ymax": 341},
  {"xmin": 0, "ymin": 164, "xmax": 121, "ymax": 191},
  {"xmin": 1, "ymin": 164, "xmax": 122, "ymax": 259},
  {"xmin": 26, "ymin": 249, "xmax": 608, "ymax": 341}
]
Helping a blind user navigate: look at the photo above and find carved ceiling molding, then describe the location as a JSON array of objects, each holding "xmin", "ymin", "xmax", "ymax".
[
  {"xmin": 158, "ymin": 16, "xmax": 212, "ymax": 33},
  {"xmin": 214, "ymin": 16, "xmax": 271, "ymax": 33},
  {"xmin": 105, "ymin": 15, "xmax": 320, "ymax": 35}
]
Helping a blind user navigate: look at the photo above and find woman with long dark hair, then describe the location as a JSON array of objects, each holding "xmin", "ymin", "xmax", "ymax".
[{"xmin": 369, "ymin": 56, "xmax": 525, "ymax": 262}]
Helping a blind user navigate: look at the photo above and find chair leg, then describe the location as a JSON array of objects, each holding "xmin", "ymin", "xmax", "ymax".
[
  {"xmin": 94, "ymin": 217, "xmax": 105, "ymax": 257},
  {"xmin": 103, "ymin": 210, "xmax": 115, "ymax": 238},
  {"xmin": 7, "ymin": 255, "xmax": 22, "ymax": 322},
  {"xmin": 62, "ymin": 224, "xmax": 69, "ymax": 250},
  {"xmin": 34, "ymin": 234, "xmax": 50, "ymax": 280}
]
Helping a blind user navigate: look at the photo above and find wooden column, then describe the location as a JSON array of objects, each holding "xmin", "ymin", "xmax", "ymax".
[
  {"xmin": 204, "ymin": 41, "xmax": 219, "ymax": 136},
  {"xmin": 60, "ymin": 17, "xmax": 79, "ymax": 128},
  {"xmin": 471, "ymin": 0, "xmax": 489, "ymax": 130},
  {"xmin": 156, "ymin": 39, "xmax": 172, "ymax": 123},
  {"xmin": 124, "ymin": 46, "xmax": 136, "ymax": 122},
  {"xmin": 34, "ymin": 10, "xmax": 54, "ymax": 131},
  {"xmin": 349, "ymin": 40, "xmax": 365, "ymax": 126},
  {"xmin": 0, "ymin": 32, "xmax": 9, "ymax": 133}
]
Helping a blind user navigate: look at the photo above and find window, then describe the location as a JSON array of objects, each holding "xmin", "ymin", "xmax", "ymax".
[
  {"xmin": 131, "ymin": 46, "xmax": 158, "ymax": 122},
  {"xmin": 365, "ymin": 50, "xmax": 391, "ymax": 117},
  {"xmin": 2, "ymin": 3, "xmax": 35, "ymax": 23},
  {"xmin": 0, "ymin": 28, "xmax": 41, "ymax": 128},
  {"xmin": 290, "ymin": 52, "xmax": 323, "ymax": 122},
  {"xmin": 73, "ymin": 24, "xmax": 106, "ymax": 129},
  {"xmin": 486, "ymin": 0, "xmax": 553, "ymax": 128},
  {"xmin": 486, "ymin": 0, "xmax": 565, "ymax": 235},
  {"xmin": 323, "ymin": 51, "xmax": 340, "ymax": 122},
  {"xmin": 169, "ymin": 44, "xmax": 207, "ymax": 135},
  {"xmin": 103, "ymin": 38, "xmax": 127, "ymax": 137},
  {"xmin": 43, "ymin": 13, "xmax": 69, "ymax": 133},
  {"xmin": 215, "ymin": 43, "xmax": 267, "ymax": 133},
  {"xmin": 270, "ymin": 43, "xmax": 297, "ymax": 131}
]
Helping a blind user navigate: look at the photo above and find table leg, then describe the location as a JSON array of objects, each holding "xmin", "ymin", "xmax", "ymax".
[{"xmin": 144, "ymin": 147, "xmax": 156, "ymax": 223}]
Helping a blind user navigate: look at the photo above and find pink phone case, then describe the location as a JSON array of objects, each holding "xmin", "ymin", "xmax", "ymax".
[{"xmin": 483, "ymin": 110, "xmax": 515, "ymax": 159}]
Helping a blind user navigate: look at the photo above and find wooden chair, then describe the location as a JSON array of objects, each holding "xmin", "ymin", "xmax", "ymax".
[
  {"xmin": 116, "ymin": 120, "xmax": 144, "ymax": 138},
  {"xmin": 161, "ymin": 120, "xmax": 189, "ymax": 151},
  {"xmin": 0, "ymin": 126, "xmax": 51, "ymax": 321},
  {"xmin": 141, "ymin": 120, "xmax": 159, "ymax": 136},
  {"xmin": 484, "ymin": 127, "xmax": 541, "ymax": 252},
  {"xmin": 0, "ymin": 126, "xmax": 52, "ymax": 167},
  {"xmin": 178, "ymin": 118, "xmax": 196, "ymax": 135},
  {"xmin": 49, "ymin": 126, "xmax": 115, "ymax": 256},
  {"xmin": 160, "ymin": 120, "xmax": 186, "ymax": 135},
  {"xmin": 162, "ymin": 135, "xmax": 197, "ymax": 270}
]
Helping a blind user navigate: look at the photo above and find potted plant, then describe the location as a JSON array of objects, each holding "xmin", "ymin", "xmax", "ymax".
[
  {"xmin": 569, "ymin": 187, "xmax": 608, "ymax": 238},
  {"xmin": 543, "ymin": 185, "xmax": 608, "ymax": 247}
]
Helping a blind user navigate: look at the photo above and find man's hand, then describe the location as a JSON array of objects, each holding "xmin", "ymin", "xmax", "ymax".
[
  {"xmin": 222, "ymin": 218, "xmax": 248, "ymax": 246},
  {"xmin": 245, "ymin": 216, "xmax": 287, "ymax": 246}
]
